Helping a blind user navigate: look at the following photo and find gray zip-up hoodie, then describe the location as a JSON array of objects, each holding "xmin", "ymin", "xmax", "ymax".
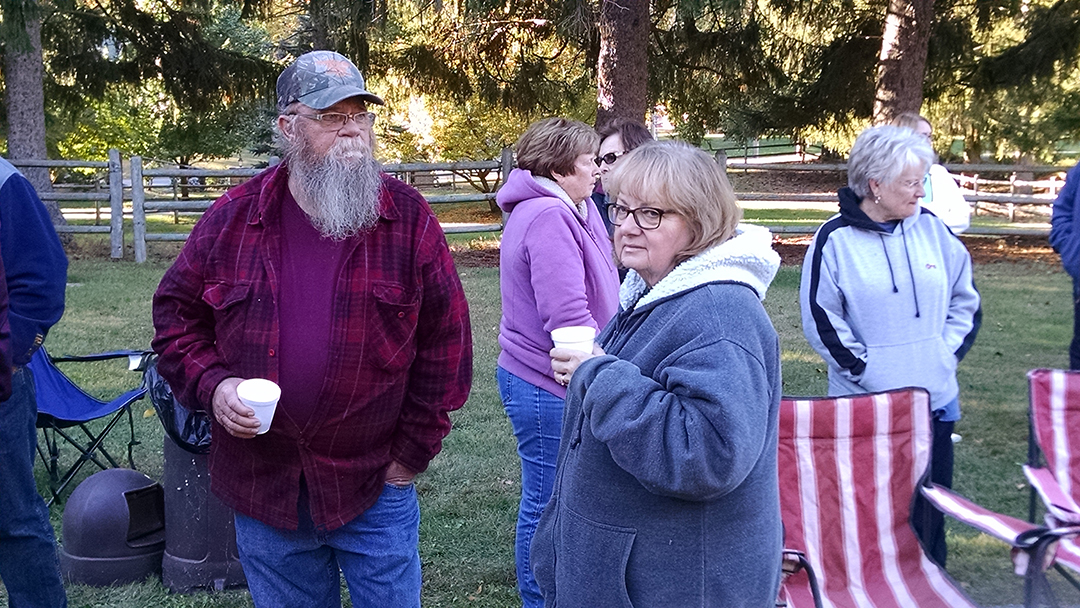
[{"xmin": 800, "ymin": 187, "xmax": 981, "ymax": 412}]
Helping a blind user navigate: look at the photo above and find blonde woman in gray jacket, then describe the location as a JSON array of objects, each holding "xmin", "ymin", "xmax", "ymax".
[
  {"xmin": 800, "ymin": 125, "xmax": 981, "ymax": 568},
  {"xmin": 540, "ymin": 141, "xmax": 783, "ymax": 607}
]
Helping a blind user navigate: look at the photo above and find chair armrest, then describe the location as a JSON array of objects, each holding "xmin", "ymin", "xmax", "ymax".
[
  {"xmin": 921, "ymin": 483, "xmax": 1045, "ymax": 547},
  {"xmin": 51, "ymin": 349, "xmax": 151, "ymax": 363},
  {"xmin": 924, "ymin": 483, "xmax": 1080, "ymax": 578},
  {"xmin": 1024, "ymin": 465, "xmax": 1080, "ymax": 525},
  {"xmin": 780, "ymin": 549, "xmax": 823, "ymax": 608}
]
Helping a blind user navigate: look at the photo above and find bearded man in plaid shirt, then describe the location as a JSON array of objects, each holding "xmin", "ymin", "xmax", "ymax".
[{"xmin": 151, "ymin": 51, "xmax": 473, "ymax": 608}]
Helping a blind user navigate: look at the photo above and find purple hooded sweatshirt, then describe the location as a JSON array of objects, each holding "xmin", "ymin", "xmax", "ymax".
[{"xmin": 497, "ymin": 168, "xmax": 620, "ymax": 398}]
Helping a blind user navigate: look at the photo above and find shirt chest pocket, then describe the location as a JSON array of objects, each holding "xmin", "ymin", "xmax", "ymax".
[
  {"xmin": 371, "ymin": 281, "xmax": 420, "ymax": 372},
  {"xmin": 202, "ymin": 282, "xmax": 251, "ymax": 350}
]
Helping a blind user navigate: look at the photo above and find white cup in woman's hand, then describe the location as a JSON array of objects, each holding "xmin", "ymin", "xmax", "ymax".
[{"xmin": 551, "ymin": 325, "xmax": 596, "ymax": 354}]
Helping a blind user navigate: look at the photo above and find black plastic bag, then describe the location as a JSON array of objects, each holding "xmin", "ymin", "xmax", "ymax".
[{"xmin": 144, "ymin": 354, "xmax": 212, "ymax": 454}]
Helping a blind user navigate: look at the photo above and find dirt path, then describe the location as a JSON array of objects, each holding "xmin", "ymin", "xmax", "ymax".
[
  {"xmin": 772, "ymin": 234, "xmax": 1059, "ymax": 267},
  {"xmin": 452, "ymin": 234, "xmax": 1062, "ymax": 269}
]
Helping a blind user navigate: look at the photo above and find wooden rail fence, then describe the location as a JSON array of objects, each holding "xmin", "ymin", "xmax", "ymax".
[{"xmin": 9, "ymin": 150, "xmax": 1072, "ymax": 261}]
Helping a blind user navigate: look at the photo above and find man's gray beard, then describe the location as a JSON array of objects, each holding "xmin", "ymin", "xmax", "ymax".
[{"xmin": 286, "ymin": 136, "xmax": 383, "ymax": 240}]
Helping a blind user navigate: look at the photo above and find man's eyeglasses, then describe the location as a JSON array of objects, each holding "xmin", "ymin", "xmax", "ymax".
[
  {"xmin": 606, "ymin": 203, "xmax": 673, "ymax": 230},
  {"xmin": 290, "ymin": 111, "xmax": 376, "ymax": 130},
  {"xmin": 594, "ymin": 151, "xmax": 625, "ymax": 167}
]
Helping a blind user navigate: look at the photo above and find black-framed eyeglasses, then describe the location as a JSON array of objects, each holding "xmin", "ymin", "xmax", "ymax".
[
  {"xmin": 594, "ymin": 151, "xmax": 625, "ymax": 167},
  {"xmin": 606, "ymin": 203, "xmax": 673, "ymax": 230},
  {"xmin": 290, "ymin": 111, "xmax": 376, "ymax": 130}
]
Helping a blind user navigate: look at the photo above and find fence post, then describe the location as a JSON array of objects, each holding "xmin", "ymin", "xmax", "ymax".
[
  {"xmin": 971, "ymin": 173, "xmax": 980, "ymax": 217},
  {"xmin": 131, "ymin": 156, "xmax": 148, "ymax": 264},
  {"xmin": 714, "ymin": 150, "xmax": 728, "ymax": 175},
  {"xmin": 94, "ymin": 179, "xmax": 102, "ymax": 226},
  {"xmin": 108, "ymin": 149, "xmax": 124, "ymax": 259},
  {"xmin": 500, "ymin": 147, "xmax": 513, "ymax": 230}
]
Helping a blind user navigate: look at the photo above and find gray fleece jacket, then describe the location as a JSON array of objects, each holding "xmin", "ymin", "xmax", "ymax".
[{"xmin": 532, "ymin": 225, "xmax": 783, "ymax": 608}]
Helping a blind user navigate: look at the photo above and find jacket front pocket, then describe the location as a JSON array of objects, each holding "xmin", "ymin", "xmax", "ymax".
[
  {"xmin": 554, "ymin": 508, "xmax": 637, "ymax": 608},
  {"xmin": 201, "ymin": 282, "xmax": 250, "ymax": 351},
  {"xmin": 371, "ymin": 281, "xmax": 420, "ymax": 372},
  {"xmin": 861, "ymin": 337, "xmax": 956, "ymax": 398}
]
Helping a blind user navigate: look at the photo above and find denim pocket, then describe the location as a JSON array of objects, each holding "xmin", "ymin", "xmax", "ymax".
[
  {"xmin": 369, "ymin": 483, "xmax": 419, "ymax": 532},
  {"xmin": 497, "ymin": 367, "xmax": 514, "ymax": 408}
]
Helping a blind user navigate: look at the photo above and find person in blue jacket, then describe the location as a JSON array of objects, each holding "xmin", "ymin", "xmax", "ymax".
[
  {"xmin": 0, "ymin": 157, "xmax": 69, "ymax": 608},
  {"xmin": 1050, "ymin": 162, "xmax": 1080, "ymax": 369},
  {"xmin": 0, "ymin": 251, "xmax": 12, "ymax": 401}
]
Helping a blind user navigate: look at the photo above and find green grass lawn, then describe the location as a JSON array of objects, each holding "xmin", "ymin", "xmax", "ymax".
[
  {"xmin": 60, "ymin": 195, "xmax": 1052, "ymax": 256},
  {"xmin": 2, "ymin": 244, "xmax": 1075, "ymax": 607}
]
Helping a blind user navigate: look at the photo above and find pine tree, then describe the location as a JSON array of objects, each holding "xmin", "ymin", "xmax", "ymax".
[{"xmin": 1, "ymin": 0, "xmax": 59, "ymax": 220}]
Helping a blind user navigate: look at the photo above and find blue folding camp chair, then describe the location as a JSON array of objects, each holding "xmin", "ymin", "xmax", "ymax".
[{"xmin": 30, "ymin": 346, "xmax": 151, "ymax": 506}]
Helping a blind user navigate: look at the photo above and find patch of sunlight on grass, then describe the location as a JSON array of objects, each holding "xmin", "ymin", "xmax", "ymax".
[{"xmin": 782, "ymin": 350, "xmax": 825, "ymax": 364}]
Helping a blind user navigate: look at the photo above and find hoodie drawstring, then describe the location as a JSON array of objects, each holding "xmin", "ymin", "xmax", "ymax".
[
  {"xmin": 878, "ymin": 234, "xmax": 899, "ymax": 293},
  {"xmin": 878, "ymin": 226, "xmax": 922, "ymax": 318},
  {"xmin": 900, "ymin": 222, "xmax": 921, "ymax": 318}
]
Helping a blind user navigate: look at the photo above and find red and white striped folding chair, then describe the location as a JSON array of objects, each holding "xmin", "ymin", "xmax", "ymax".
[
  {"xmin": 1021, "ymin": 369, "xmax": 1080, "ymax": 600},
  {"xmin": 777, "ymin": 388, "xmax": 980, "ymax": 608},
  {"xmin": 921, "ymin": 480, "xmax": 1064, "ymax": 608}
]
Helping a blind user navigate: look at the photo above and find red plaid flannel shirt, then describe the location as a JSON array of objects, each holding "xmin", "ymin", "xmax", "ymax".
[{"xmin": 152, "ymin": 163, "xmax": 472, "ymax": 530}]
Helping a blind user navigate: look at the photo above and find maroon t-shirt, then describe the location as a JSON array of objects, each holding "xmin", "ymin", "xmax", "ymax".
[{"xmin": 278, "ymin": 192, "xmax": 349, "ymax": 428}]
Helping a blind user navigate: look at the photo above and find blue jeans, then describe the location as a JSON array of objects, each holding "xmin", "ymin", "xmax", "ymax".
[
  {"xmin": 0, "ymin": 367, "xmax": 68, "ymax": 608},
  {"xmin": 234, "ymin": 482, "xmax": 421, "ymax": 608},
  {"xmin": 497, "ymin": 366, "xmax": 563, "ymax": 608}
]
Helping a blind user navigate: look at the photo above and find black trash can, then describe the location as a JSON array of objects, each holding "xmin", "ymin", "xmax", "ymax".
[
  {"xmin": 59, "ymin": 468, "xmax": 166, "ymax": 586},
  {"xmin": 161, "ymin": 435, "xmax": 246, "ymax": 592}
]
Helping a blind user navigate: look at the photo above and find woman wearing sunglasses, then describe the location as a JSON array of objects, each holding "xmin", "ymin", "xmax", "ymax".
[
  {"xmin": 495, "ymin": 117, "xmax": 620, "ymax": 608},
  {"xmin": 591, "ymin": 118, "xmax": 654, "ymax": 238}
]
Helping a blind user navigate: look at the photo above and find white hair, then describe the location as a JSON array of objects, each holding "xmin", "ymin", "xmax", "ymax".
[
  {"xmin": 847, "ymin": 125, "xmax": 935, "ymax": 199},
  {"xmin": 282, "ymin": 122, "xmax": 383, "ymax": 240}
]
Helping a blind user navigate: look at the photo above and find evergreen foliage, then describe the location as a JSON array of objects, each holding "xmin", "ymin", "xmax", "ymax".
[{"xmin": 2, "ymin": 0, "xmax": 1078, "ymax": 165}]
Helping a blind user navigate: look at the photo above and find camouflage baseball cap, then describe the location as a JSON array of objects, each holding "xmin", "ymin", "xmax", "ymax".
[{"xmin": 276, "ymin": 51, "xmax": 385, "ymax": 112}]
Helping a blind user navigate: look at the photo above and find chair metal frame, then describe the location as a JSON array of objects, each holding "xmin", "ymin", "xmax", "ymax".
[{"xmin": 31, "ymin": 346, "xmax": 150, "ymax": 506}]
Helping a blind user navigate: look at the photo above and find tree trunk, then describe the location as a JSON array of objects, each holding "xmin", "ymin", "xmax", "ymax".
[
  {"xmin": 309, "ymin": 0, "xmax": 332, "ymax": 50},
  {"xmin": 3, "ymin": 10, "xmax": 62, "ymax": 224},
  {"xmin": 596, "ymin": 0, "xmax": 650, "ymax": 130},
  {"xmin": 872, "ymin": 0, "xmax": 934, "ymax": 124}
]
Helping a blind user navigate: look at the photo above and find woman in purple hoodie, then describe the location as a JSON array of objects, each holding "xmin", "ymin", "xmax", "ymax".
[{"xmin": 496, "ymin": 117, "xmax": 620, "ymax": 607}]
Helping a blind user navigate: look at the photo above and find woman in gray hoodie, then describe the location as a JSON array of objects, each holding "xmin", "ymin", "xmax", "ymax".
[
  {"xmin": 540, "ymin": 141, "xmax": 783, "ymax": 607},
  {"xmin": 800, "ymin": 125, "xmax": 981, "ymax": 567}
]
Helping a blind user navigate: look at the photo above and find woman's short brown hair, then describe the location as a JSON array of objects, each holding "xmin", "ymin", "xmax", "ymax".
[
  {"xmin": 891, "ymin": 112, "xmax": 931, "ymax": 132},
  {"xmin": 514, "ymin": 117, "xmax": 600, "ymax": 180},
  {"xmin": 607, "ymin": 141, "xmax": 742, "ymax": 266}
]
